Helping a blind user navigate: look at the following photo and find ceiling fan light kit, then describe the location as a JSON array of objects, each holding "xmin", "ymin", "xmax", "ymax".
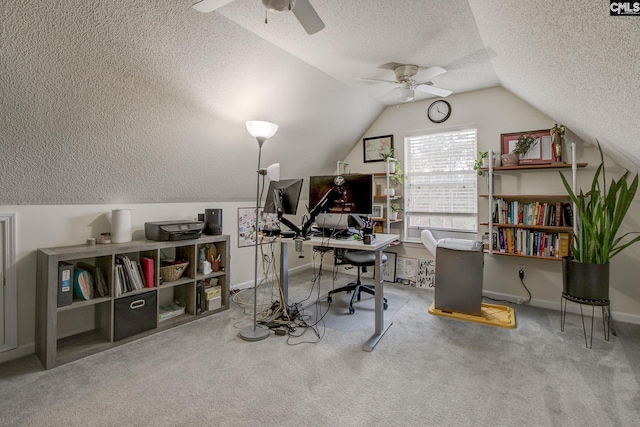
[
  {"xmin": 398, "ymin": 88, "xmax": 415, "ymax": 103},
  {"xmin": 358, "ymin": 64, "xmax": 453, "ymax": 103}
]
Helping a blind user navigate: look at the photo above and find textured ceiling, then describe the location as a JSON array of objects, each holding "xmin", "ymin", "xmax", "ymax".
[{"xmin": 1, "ymin": 0, "xmax": 638, "ymax": 204}]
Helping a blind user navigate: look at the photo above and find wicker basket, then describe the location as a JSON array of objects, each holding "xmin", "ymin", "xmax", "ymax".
[{"xmin": 160, "ymin": 262, "xmax": 189, "ymax": 282}]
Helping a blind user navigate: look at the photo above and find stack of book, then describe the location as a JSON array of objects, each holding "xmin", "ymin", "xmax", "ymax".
[{"xmin": 114, "ymin": 255, "xmax": 147, "ymax": 297}]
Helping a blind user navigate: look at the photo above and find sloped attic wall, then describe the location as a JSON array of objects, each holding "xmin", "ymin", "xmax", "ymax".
[{"xmin": 1, "ymin": 1, "xmax": 381, "ymax": 204}]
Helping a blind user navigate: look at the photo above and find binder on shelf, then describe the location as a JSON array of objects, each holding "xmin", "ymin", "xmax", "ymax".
[
  {"xmin": 57, "ymin": 262, "xmax": 74, "ymax": 307},
  {"xmin": 196, "ymin": 281, "xmax": 207, "ymax": 314}
]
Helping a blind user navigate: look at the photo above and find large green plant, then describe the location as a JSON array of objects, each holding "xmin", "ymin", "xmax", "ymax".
[{"xmin": 559, "ymin": 140, "xmax": 640, "ymax": 264}]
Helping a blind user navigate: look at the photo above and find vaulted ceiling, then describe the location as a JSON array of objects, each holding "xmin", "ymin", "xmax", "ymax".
[{"xmin": 2, "ymin": 0, "xmax": 638, "ymax": 204}]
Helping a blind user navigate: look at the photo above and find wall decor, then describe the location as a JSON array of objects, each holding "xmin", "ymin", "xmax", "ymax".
[
  {"xmin": 395, "ymin": 256, "xmax": 417, "ymax": 286},
  {"xmin": 363, "ymin": 134, "xmax": 394, "ymax": 163},
  {"xmin": 372, "ymin": 204, "xmax": 384, "ymax": 219},
  {"xmin": 382, "ymin": 252, "xmax": 397, "ymax": 282},
  {"xmin": 237, "ymin": 208, "xmax": 278, "ymax": 248},
  {"xmin": 500, "ymin": 129, "xmax": 553, "ymax": 164}
]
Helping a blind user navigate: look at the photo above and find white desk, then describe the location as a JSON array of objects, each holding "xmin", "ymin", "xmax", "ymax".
[{"xmin": 280, "ymin": 233, "xmax": 400, "ymax": 351}]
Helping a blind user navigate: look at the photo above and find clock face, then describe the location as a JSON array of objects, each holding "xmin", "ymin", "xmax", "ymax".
[{"xmin": 427, "ymin": 100, "xmax": 451, "ymax": 123}]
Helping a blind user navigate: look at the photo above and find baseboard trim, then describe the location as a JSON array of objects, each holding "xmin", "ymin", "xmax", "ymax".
[
  {"xmin": 231, "ymin": 262, "xmax": 314, "ymax": 291},
  {"xmin": 0, "ymin": 343, "xmax": 35, "ymax": 365}
]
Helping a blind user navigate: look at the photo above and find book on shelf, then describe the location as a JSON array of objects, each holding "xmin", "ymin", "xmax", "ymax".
[
  {"xmin": 492, "ymin": 226, "xmax": 568, "ymax": 258},
  {"xmin": 77, "ymin": 262, "xmax": 109, "ymax": 297},
  {"xmin": 115, "ymin": 255, "xmax": 146, "ymax": 294},
  {"xmin": 141, "ymin": 257, "xmax": 155, "ymax": 288}
]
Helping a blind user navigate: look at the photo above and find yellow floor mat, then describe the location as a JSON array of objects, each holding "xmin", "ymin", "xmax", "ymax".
[{"xmin": 428, "ymin": 301, "xmax": 516, "ymax": 329}]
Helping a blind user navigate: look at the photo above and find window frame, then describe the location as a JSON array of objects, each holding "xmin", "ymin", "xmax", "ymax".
[{"xmin": 403, "ymin": 125, "xmax": 478, "ymax": 242}]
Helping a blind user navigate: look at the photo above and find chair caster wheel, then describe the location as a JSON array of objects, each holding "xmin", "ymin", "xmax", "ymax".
[
  {"xmin": 327, "ymin": 296, "xmax": 332, "ymax": 303},
  {"xmin": 348, "ymin": 307, "xmax": 355, "ymax": 315},
  {"xmin": 384, "ymin": 302, "xmax": 388, "ymax": 310}
]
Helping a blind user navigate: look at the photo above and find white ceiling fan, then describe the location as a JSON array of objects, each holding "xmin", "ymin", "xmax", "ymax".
[
  {"xmin": 192, "ymin": 0, "xmax": 325, "ymax": 35},
  {"xmin": 358, "ymin": 64, "xmax": 452, "ymax": 103}
]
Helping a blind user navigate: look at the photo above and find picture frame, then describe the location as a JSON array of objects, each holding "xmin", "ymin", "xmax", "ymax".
[
  {"xmin": 372, "ymin": 204, "xmax": 384, "ymax": 219},
  {"xmin": 363, "ymin": 134, "xmax": 394, "ymax": 163},
  {"xmin": 500, "ymin": 129, "xmax": 553, "ymax": 164}
]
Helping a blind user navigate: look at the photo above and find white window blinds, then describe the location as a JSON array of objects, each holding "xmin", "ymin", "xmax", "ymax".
[{"xmin": 404, "ymin": 127, "xmax": 477, "ymax": 232}]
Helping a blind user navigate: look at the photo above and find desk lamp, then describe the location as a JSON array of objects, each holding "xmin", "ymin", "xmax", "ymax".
[{"xmin": 240, "ymin": 120, "xmax": 279, "ymax": 342}]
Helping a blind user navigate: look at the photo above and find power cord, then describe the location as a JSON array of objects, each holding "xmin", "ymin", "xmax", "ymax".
[
  {"xmin": 482, "ymin": 267, "xmax": 531, "ymax": 305},
  {"xmin": 518, "ymin": 268, "xmax": 532, "ymax": 304}
]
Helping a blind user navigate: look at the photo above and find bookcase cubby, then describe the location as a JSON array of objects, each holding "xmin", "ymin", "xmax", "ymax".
[{"xmin": 36, "ymin": 235, "xmax": 230, "ymax": 369}]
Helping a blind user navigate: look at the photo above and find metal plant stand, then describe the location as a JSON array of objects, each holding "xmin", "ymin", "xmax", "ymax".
[{"xmin": 561, "ymin": 293, "xmax": 615, "ymax": 348}]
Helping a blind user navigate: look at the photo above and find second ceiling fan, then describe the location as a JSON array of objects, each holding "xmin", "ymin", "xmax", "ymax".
[
  {"xmin": 358, "ymin": 64, "xmax": 453, "ymax": 103},
  {"xmin": 192, "ymin": 0, "xmax": 325, "ymax": 35}
]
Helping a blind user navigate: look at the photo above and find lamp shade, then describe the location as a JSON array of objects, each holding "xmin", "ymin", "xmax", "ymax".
[
  {"xmin": 246, "ymin": 121, "xmax": 279, "ymax": 140},
  {"xmin": 265, "ymin": 163, "xmax": 280, "ymax": 182},
  {"xmin": 398, "ymin": 88, "xmax": 414, "ymax": 103}
]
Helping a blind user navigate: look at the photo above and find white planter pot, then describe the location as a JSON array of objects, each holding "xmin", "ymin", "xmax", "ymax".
[
  {"xmin": 389, "ymin": 211, "xmax": 398, "ymax": 221},
  {"xmin": 383, "ymin": 188, "xmax": 395, "ymax": 196}
]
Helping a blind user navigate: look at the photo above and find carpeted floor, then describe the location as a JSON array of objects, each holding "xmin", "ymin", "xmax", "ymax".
[{"xmin": 1, "ymin": 268, "xmax": 639, "ymax": 426}]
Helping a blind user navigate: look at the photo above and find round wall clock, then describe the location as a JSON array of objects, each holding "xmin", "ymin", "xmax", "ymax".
[{"xmin": 427, "ymin": 100, "xmax": 451, "ymax": 123}]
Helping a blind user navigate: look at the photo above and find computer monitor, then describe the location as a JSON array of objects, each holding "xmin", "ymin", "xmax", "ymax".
[
  {"xmin": 308, "ymin": 174, "xmax": 373, "ymax": 231},
  {"xmin": 264, "ymin": 179, "xmax": 304, "ymax": 215}
]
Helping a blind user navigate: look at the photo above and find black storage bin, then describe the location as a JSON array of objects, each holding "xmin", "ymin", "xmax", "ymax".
[{"xmin": 114, "ymin": 291, "xmax": 157, "ymax": 341}]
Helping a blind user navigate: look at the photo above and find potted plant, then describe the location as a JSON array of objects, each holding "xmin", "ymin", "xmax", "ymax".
[
  {"xmin": 473, "ymin": 151, "xmax": 489, "ymax": 175},
  {"xmin": 501, "ymin": 133, "xmax": 537, "ymax": 166},
  {"xmin": 390, "ymin": 202, "xmax": 403, "ymax": 221},
  {"xmin": 381, "ymin": 149, "xmax": 404, "ymax": 188},
  {"xmin": 559, "ymin": 140, "xmax": 640, "ymax": 301}
]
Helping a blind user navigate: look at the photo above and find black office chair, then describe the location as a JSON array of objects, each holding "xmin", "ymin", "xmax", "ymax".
[{"xmin": 327, "ymin": 251, "xmax": 388, "ymax": 314}]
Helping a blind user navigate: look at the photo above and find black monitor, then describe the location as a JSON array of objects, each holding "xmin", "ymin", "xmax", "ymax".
[
  {"xmin": 264, "ymin": 179, "xmax": 303, "ymax": 215},
  {"xmin": 308, "ymin": 174, "xmax": 373, "ymax": 230}
]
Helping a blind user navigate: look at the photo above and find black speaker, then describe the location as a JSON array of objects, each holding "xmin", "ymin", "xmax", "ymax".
[{"xmin": 204, "ymin": 209, "xmax": 222, "ymax": 235}]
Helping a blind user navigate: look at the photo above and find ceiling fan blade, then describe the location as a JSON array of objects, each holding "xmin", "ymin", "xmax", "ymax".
[
  {"xmin": 292, "ymin": 0, "xmax": 325, "ymax": 34},
  {"xmin": 417, "ymin": 66, "xmax": 447, "ymax": 82},
  {"xmin": 192, "ymin": 0, "xmax": 234, "ymax": 13},
  {"xmin": 357, "ymin": 77, "xmax": 398, "ymax": 84},
  {"xmin": 415, "ymin": 84, "xmax": 452, "ymax": 97}
]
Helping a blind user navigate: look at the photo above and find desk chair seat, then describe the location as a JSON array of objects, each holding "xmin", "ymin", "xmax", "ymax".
[{"xmin": 328, "ymin": 251, "xmax": 388, "ymax": 314}]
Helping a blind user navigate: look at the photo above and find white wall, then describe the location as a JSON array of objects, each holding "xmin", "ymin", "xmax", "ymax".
[
  {"xmin": 0, "ymin": 202, "xmax": 311, "ymax": 363},
  {"xmin": 342, "ymin": 87, "xmax": 640, "ymax": 323}
]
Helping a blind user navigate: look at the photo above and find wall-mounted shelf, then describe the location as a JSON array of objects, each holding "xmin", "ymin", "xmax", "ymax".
[{"xmin": 481, "ymin": 150, "xmax": 585, "ymax": 260}]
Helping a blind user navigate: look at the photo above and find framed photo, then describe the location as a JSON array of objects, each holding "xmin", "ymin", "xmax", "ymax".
[
  {"xmin": 372, "ymin": 204, "xmax": 384, "ymax": 219},
  {"xmin": 500, "ymin": 129, "xmax": 553, "ymax": 164},
  {"xmin": 363, "ymin": 135, "xmax": 393, "ymax": 163}
]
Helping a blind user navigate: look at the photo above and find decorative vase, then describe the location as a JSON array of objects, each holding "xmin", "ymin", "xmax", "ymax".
[
  {"xmin": 112, "ymin": 209, "xmax": 133, "ymax": 243},
  {"xmin": 562, "ymin": 256, "xmax": 610, "ymax": 301},
  {"xmin": 501, "ymin": 153, "xmax": 519, "ymax": 166}
]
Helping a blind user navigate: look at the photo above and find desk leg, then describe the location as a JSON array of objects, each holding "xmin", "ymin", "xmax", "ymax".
[
  {"xmin": 363, "ymin": 248, "xmax": 393, "ymax": 351},
  {"xmin": 280, "ymin": 241, "xmax": 288, "ymax": 307}
]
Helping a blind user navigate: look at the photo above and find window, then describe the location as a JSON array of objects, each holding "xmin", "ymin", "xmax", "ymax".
[{"xmin": 404, "ymin": 126, "xmax": 477, "ymax": 241}]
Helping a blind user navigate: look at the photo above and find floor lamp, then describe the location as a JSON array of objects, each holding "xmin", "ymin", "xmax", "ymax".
[{"xmin": 239, "ymin": 120, "xmax": 280, "ymax": 342}]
